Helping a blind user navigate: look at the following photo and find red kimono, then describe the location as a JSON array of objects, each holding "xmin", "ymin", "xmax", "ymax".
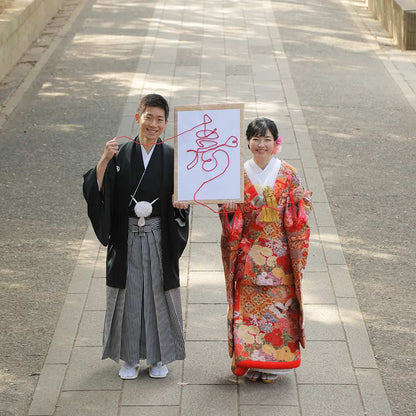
[{"xmin": 220, "ymin": 161, "xmax": 312, "ymax": 376}]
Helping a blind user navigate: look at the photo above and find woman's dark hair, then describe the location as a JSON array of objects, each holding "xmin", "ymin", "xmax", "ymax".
[
  {"xmin": 137, "ymin": 94, "xmax": 169, "ymax": 120},
  {"xmin": 246, "ymin": 118, "xmax": 278, "ymax": 141}
]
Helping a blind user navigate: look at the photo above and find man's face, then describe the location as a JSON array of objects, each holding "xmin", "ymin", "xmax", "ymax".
[{"xmin": 137, "ymin": 106, "xmax": 168, "ymax": 143}]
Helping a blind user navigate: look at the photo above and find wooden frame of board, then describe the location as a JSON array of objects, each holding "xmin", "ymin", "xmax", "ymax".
[{"xmin": 173, "ymin": 103, "xmax": 244, "ymax": 204}]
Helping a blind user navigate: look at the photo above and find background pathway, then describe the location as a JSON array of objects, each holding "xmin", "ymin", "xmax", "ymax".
[{"xmin": 1, "ymin": 0, "xmax": 415, "ymax": 415}]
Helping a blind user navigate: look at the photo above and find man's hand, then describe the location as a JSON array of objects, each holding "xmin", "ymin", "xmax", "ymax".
[
  {"xmin": 102, "ymin": 138, "xmax": 119, "ymax": 162},
  {"xmin": 96, "ymin": 138, "xmax": 119, "ymax": 190},
  {"xmin": 172, "ymin": 195, "xmax": 189, "ymax": 210}
]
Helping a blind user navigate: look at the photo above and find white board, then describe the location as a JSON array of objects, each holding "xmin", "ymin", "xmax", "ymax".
[{"xmin": 174, "ymin": 104, "xmax": 244, "ymax": 204}]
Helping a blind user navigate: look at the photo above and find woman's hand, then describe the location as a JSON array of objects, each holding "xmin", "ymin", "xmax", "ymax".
[
  {"xmin": 222, "ymin": 201, "xmax": 238, "ymax": 212},
  {"xmin": 292, "ymin": 187, "xmax": 304, "ymax": 202},
  {"xmin": 172, "ymin": 195, "xmax": 189, "ymax": 210}
]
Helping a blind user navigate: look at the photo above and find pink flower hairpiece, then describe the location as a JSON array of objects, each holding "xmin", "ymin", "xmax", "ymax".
[{"xmin": 273, "ymin": 136, "xmax": 283, "ymax": 154}]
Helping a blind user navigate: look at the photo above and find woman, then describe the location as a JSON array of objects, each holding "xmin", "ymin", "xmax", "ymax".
[
  {"xmin": 83, "ymin": 94, "xmax": 189, "ymax": 380},
  {"xmin": 220, "ymin": 118, "xmax": 312, "ymax": 383}
]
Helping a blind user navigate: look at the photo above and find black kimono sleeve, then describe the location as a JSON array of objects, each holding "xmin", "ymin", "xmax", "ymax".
[{"xmin": 82, "ymin": 160, "xmax": 116, "ymax": 246}]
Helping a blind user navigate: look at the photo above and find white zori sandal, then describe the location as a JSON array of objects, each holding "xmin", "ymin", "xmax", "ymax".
[
  {"xmin": 119, "ymin": 363, "xmax": 140, "ymax": 380},
  {"xmin": 149, "ymin": 361, "xmax": 169, "ymax": 378}
]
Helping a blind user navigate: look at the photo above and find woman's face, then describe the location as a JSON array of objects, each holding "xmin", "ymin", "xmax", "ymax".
[{"xmin": 248, "ymin": 130, "xmax": 275, "ymax": 164}]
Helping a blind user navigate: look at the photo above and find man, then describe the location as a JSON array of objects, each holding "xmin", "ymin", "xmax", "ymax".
[{"xmin": 83, "ymin": 94, "xmax": 189, "ymax": 379}]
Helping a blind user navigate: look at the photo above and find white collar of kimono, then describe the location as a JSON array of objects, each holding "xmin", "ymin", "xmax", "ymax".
[
  {"xmin": 141, "ymin": 144, "xmax": 155, "ymax": 169},
  {"xmin": 244, "ymin": 157, "xmax": 281, "ymax": 195}
]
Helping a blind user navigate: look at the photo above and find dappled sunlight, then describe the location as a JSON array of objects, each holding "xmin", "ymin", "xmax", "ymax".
[
  {"xmin": 306, "ymin": 304, "xmax": 342, "ymax": 325},
  {"xmin": 275, "ymin": 2, "xmax": 381, "ymax": 58},
  {"xmin": 0, "ymin": 368, "xmax": 15, "ymax": 384},
  {"xmin": 0, "ymin": 280, "xmax": 26, "ymax": 290},
  {"xmin": 344, "ymin": 244, "xmax": 398, "ymax": 261},
  {"xmin": 387, "ymin": 133, "xmax": 413, "ymax": 143},
  {"xmin": 38, "ymin": 92, "xmax": 69, "ymax": 97},
  {"xmin": 256, "ymin": 102, "xmax": 287, "ymax": 114},
  {"xmin": 73, "ymin": 34, "xmax": 145, "ymax": 47},
  {"xmin": 188, "ymin": 279, "xmax": 224, "ymax": 288}
]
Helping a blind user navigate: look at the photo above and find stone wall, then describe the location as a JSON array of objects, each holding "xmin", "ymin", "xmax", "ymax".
[
  {"xmin": 0, "ymin": 0, "xmax": 64, "ymax": 80},
  {"xmin": 367, "ymin": 0, "xmax": 416, "ymax": 49}
]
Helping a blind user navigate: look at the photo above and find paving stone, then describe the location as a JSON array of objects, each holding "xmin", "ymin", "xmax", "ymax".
[
  {"xmin": 293, "ymin": 124, "xmax": 313, "ymax": 148},
  {"xmin": 303, "ymin": 167, "xmax": 328, "ymax": 203},
  {"xmin": 182, "ymin": 240, "xmax": 191, "ymax": 257},
  {"xmin": 252, "ymin": 68, "xmax": 282, "ymax": 83},
  {"xmin": 328, "ymin": 264, "xmax": 356, "ymax": 298},
  {"xmin": 282, "ymin": 85, "xmax": 301, "ymax": 108},
  {"xmin": 239, "ymin": 370, "xmax": 298, "ymax": 405},
  {"xmin": 278, "ymin": 142, "xmax": 300, "ymax": 160},
  {"xmin": 120, "ymin": 407, "xmax": 179, "ymax": 416},
  {"xmin": 304, "ymin": 304, "xmax": 345, "ymax": 341},
  {"xmin": 278, "ymin": 127, "xmax": 296, "ymax": 143},
  {"xmin": 240, "ymin": 405, "xmax": 300, "ymax": 416},
  {"xmin": 189, "ymin": 242, "xmax": 223, "ymax": 271},
  {"xmin": 62, "ymin": 347, "xmax": 122, "ymax": 390},
  {"xmin": 319, "ymin": 227, "xmax": 347, "ymax": 265},
  {"xmin": 313, "ymin": 202, "xmax": 336, "ymax": 228},
  {"xmin": 187, "ymin": 271, "xmax": 227, "ymax": 304},
  {"xmin": 226, "ymin": 64, "xmax": 251, "ymax": 76},
  {"xmin": 299, "ymin": 145, "xmax": 319, "ymax": 168},
  {"xmin": 176, "ymin": 48, "xmax": 201, "ymax": 67},
  {"xmin": 46, "ymin": 293, "xmax": 87, "ymax": 364},
  {"xmin": 180, "ymin": 286, "xmax": 187, "ymax": 318},
  {"xmin": 191, "ymin": 204, "xmax": 219, "ymax": 218},
  {"xmin": 28, "ymin": 364, "xmax": 66, "ymax": 416},
  {"xmin": 303, "ymin": 271, "xmax": 335, "ymax": 304},
  {"xmin": 68, "ymin": 225, "xmax": 101, "ymax": 293},
  {"xmin": 180, "ymin": 255, "xmax": 190, "ymax": 281},
  {"xmin": 183, "ymin": 341, "xmax": 235, "ymax": 384},
  {"xmin": 75, "ymin": 310, "xmax": 105, "ymax": 347},
  {"xmin": 186, "ymin": 304, "xmax": 228, "ymax": 341},
  {"xmin": 289, "ymin": 109, "xmax": 306, "ymax": 125},
  {"xmin": 93, "ymin": 257, "xmax": 106, "ymax": 278},
  {"xmin": 190, "ymin": 216, "xmax": 222, "ymax": 242},
  {"xmin": 181, "ymin": 385, "xmax": 238, "ymax": 416},
  {"xmin": 55, "ymin": 391, "xmax": 120, "ymax": 416},
  {"xmin": 85, "ymin": 278, "xmax": 106, "ymax": 310},
  {"xmin": 121, "ymin": 361, "xmax": 182, "ymax": 406},
  {"xmin": 298, "ymin": 385, "xmax": 364, "ymax": 416},
  {"xmin": 296, "ymin": 341, "xmax": 356, "ymax": 384},
  {"xmin": 337, "ymin": 298, "xmax": 378, "ymax": 369},
  {"xmin": 356, "ymin": 368, "xmax": 393, "ymax": 416},
  {"xmin": 305, "ymin": 239, "xmax": 327, "ymax": 272},
  {"xmin": 201, "ymin": 58, "xmax": 226, "ymax": 74}
]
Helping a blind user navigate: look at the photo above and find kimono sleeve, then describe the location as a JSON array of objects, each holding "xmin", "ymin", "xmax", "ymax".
[
  {"xmin": 82, "ymin": 160, "xmax": 116, "ymax": 246},
  {"xmin": 284, "ymin": 172, "xmax": 312, "ymax": 275},
  {"xmin": 284, "ymin": 172, "xmax": 312, "ymax": 349}
]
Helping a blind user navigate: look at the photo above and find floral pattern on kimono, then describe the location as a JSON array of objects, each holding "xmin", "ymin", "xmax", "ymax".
[{"xmin": 220, "ymin": 161, "xmax": 312, "ymax": 376}]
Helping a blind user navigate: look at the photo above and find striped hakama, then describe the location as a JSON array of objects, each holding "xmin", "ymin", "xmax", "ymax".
[{"xmin": 102, "ymin": 217, "xmax": 185, "ymax": 366}]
